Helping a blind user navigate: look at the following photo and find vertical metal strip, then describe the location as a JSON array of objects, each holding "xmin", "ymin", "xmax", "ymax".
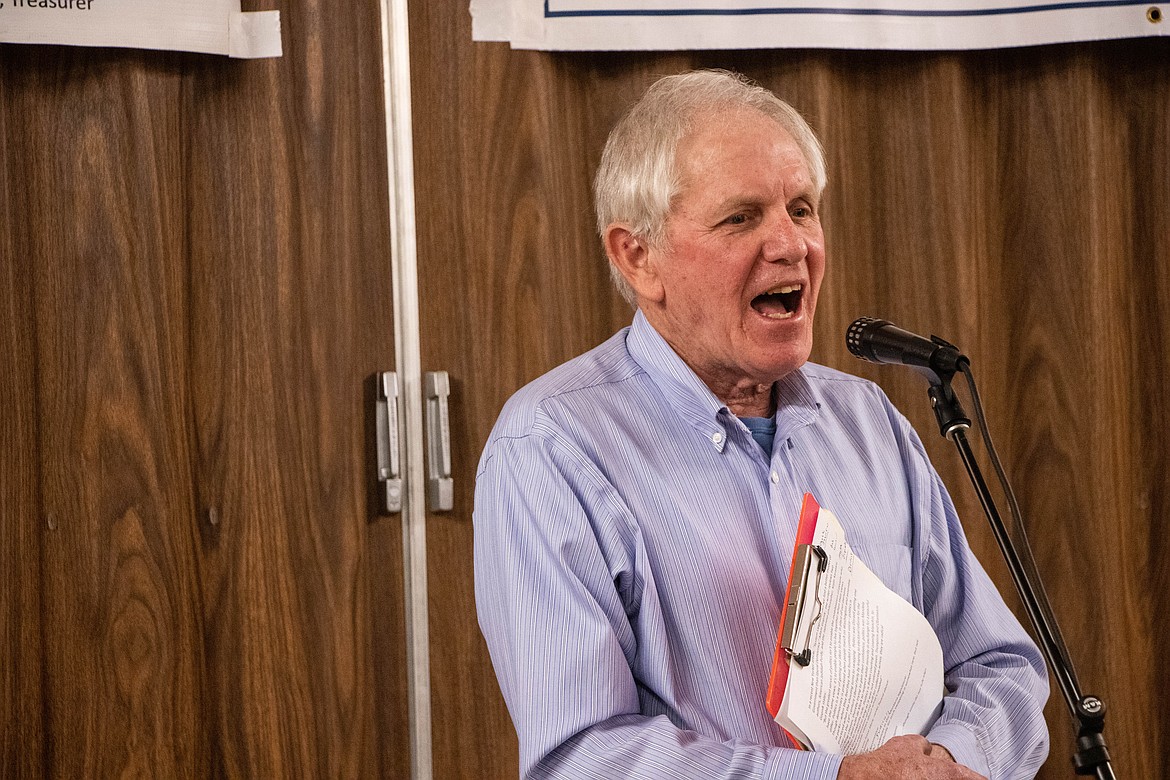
[{"xmin": 378, "ymin": 0, "xmax": 432, "ymax": 778}]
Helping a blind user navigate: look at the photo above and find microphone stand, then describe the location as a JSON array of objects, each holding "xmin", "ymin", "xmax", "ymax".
[{"xmin": 925, "ymin": 360, "xmax": 1116, "ymax": 779}]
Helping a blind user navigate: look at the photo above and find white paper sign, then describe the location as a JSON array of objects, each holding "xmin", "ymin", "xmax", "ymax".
[
  {"xmin": 0, "ymin": 0, "xmax": 281, "ymax": 58},
  {"xmin": 473, "ymin": 0, "xmax": 1168, "ymax": 51}
]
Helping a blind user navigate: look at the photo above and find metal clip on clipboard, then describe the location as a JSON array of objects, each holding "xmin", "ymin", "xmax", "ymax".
[{"xmin": 780, "ymin": 544, "xmax": 828, "ymax": 667}]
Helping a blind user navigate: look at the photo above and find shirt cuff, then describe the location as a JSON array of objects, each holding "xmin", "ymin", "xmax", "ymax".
[
  {"xmin": 764, "ymin": 749, "xmax": 843, "ymax": 780},
  {"xmin": 927, "ymin": 722, "xmax": 988, "ymax": 778}
]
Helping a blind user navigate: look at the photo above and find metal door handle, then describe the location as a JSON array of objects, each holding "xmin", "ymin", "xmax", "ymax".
[
  {"xmin": 425, "ymin": 371, "xmax": 454, "ymax": 512},
  {"xmin": 376, "ymin": 371, "xmax": 403, "ymax": 514}
]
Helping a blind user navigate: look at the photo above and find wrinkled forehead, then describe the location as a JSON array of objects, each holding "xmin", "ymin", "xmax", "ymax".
[
  {"xmin": 678, "ymin": 106, "xmax": 802, "ymax": 166},
  {"xmin": 672, "ymin": 108, "xmax": 810, "ymax": 197}
]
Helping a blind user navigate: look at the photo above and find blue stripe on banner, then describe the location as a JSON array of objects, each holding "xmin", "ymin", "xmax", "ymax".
[{"xmin": 545, "ymin": 0, "xmax": 1149, "ymax": 18}]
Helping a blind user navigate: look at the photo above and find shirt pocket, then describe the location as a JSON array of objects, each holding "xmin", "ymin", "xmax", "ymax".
[{"xmin": 851, "ymin": 543, "xmax": 914, "ymax": 605}]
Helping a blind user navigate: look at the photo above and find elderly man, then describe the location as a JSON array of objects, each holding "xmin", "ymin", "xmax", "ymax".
[{"xmin": 474, "ymin": 70, "xmax": 1049, "ymax": 779}]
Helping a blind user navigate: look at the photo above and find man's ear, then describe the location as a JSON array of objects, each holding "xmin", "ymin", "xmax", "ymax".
[{"xmin": 603, "ymin": 224, "xmax": 665, "ymax": 304}]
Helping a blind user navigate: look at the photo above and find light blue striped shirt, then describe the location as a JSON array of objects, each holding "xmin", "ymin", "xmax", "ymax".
[{"xmin": 474, "ymin": 310, "xmax": 1049, "ymax": 779}]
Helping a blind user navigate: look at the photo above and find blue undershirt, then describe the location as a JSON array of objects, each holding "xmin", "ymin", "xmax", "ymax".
[{"xmin": 740, "ymin": 415, "xmax": 777, "ymax": 456}]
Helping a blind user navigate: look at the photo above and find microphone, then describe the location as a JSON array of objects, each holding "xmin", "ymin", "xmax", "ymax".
[{"xmin": 845, "ymin": 317, "xmax": 967, "ymax": 378}]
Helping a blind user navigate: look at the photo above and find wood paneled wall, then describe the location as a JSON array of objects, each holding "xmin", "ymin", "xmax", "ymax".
[
  {"xmin": 409, "ymin": 2, "xmax": 1169, "ymax": 774},
  {"xmin": 0, "ymin": 0, "xmax": 409, "ymax": 775}
]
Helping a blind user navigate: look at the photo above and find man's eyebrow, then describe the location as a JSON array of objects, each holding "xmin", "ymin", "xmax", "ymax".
[
  {"xmin": 708, "ymin": 196, "xmax": 763, "ymax": 214},
  {"xmin": 798, "ymin": 191, "xmax": 821, "ymax": 209},
  {"xmin": 708, "ymin": 189, "xmax": 818, "ymax": 216},
  {"xmin": 788, "ymin": 185, "xmax": 820, "ymax": 208}
]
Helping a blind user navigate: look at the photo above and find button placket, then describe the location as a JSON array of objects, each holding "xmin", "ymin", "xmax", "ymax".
[{"xmin": 769, "ymin": 439, "xmax": 804, "ymax": 523}]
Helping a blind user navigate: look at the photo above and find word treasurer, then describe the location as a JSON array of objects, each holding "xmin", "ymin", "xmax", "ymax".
[{"xmin": 8, "ymin": 0, "xmax": 94, "ymax": 8}]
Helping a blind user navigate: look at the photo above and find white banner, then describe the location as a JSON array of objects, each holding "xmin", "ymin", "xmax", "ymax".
[
  {"xmin": 472, "ymin": 0, "xmax": 1167, "ymax": 51},
  {"xmin": 0, "ymin": 0, "xmax": 281, "ymax": 58}
]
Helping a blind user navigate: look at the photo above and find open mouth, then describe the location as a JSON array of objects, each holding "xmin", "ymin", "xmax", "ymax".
[{"xmin": 751, "ymin": 284, "xmax": 803, "ymax": 320}]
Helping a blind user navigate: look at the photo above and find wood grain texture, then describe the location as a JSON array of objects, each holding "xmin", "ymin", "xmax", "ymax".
[
  {"xmin": 6, "ymin": 47, "xmax": 206, "ymax": 777},
  {"xmin": 1115, "ymin": 42, "xmax": 1170, "ymax": 778},
  {"xmin": 977, "ymin": 46, "xmax": 1147, "ymax": 775},
  {"xmin": 0, "ymin": 54, "xmax": 45, "ymax": 779},
  {"xmin": 407, "ymin": 14, "xmax": 1170, "ymax": 775},
  {"xmin": 184, "ymin": 0, "xmax": 401, "ymax": 775}
]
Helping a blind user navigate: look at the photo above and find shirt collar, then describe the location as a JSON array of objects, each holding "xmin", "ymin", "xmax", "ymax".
[
  {"xmin": 626, "ymin": 309, "xmax": 822, "ymax": 447},
  {"xmin": 771, "ymin": 364, "xmax": 822, "ymax": 442},
  {"xmin": 627, "ymin": 310, "xmax": 726, "ymax": 443}
]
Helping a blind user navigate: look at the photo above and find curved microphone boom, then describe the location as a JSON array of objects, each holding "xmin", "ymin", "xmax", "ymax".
[{"xmin": 845, "ymin": 316, "xmax": 967, "ymax": 379}]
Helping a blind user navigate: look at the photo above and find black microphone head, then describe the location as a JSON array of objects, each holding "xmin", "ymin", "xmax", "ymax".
[
  {"xmin": 846, "ymin": 316, "xmax": 967, "ymax": 376},
  {"xmin": 846, "ymin": 317, "xmax": 890, "ymax": 363}
]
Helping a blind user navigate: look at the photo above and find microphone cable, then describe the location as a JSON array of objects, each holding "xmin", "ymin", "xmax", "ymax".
[{"xmin": 957, "ymin": 360, "xmax": 1081, "ymax": 695}]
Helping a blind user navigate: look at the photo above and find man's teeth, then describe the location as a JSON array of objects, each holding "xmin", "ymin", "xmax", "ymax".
[{"xmin": 758, "ymin": 283, "xmax": 801, "ymax": 319}]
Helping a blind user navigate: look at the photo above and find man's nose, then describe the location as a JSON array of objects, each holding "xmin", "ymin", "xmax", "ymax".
[{"xmin": 762, "ymin": 213, "xmax": 807, "ymax": 264}]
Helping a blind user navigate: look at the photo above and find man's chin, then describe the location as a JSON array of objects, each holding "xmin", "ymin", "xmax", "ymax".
[{"xmin": 753, "ymin": 346, "xmax": 812, "ymax": 384}]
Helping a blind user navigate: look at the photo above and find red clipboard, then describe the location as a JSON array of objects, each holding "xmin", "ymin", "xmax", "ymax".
[{"xmin": 765, "ymin": 492, "xmax": 822, "ymax": 748}]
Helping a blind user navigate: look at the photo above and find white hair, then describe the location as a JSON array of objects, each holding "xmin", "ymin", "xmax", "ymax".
[{"xmin": 593, "ymin": 69, "xmax": 827, "ymax": 304}]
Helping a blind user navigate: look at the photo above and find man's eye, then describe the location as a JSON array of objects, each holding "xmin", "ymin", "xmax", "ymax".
[
  {"xmin": 791, "ymin": 206, "xmax": 812, "ymax": 219},
  {"xmin": 725, "ymin": 213, "xmax": 747, "ymax": 225}
]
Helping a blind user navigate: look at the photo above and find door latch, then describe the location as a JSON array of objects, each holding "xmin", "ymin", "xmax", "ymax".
[
  {"xmin": 425, "ymin": 371, "xmax": 454, "ymax": 512},
  {"xmin": 376, "ymin": 371, "xmax": 403, "ymax": 514}
]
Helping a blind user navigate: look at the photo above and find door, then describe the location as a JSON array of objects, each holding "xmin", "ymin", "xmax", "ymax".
[{"xmin": 0, "ymin": 0, "xmax": 413, "ymax": 774}]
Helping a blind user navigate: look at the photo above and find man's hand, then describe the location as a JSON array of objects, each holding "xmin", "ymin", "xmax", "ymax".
[
  {"xmin": 837, "ymin": 735, "xmax": 987, "ymax": 780},
  {"xmin": 930, "ymin": 743, "xmax": 956, "ymax": 762}
]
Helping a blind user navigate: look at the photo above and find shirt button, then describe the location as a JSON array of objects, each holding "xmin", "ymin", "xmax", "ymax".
[
  {"xmin": 711, "ymin": 431, "xmax": 724, "ymax": 445},
  {"xmin": 770, "ymin": 471, "xmax": 780, "ymax": 484}
]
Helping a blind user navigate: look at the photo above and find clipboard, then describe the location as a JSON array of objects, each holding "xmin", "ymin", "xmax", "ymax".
[
  {"xmin": 779, "ymin": 542, "xmax": 827, "ymax": 668},
  {"xmin": 765, "ymin": 493, "xmax": 825, "ymax": 746},
  {"xmin": 764, "ymin": 493, "xmax": 946, "ymax": 754}
]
